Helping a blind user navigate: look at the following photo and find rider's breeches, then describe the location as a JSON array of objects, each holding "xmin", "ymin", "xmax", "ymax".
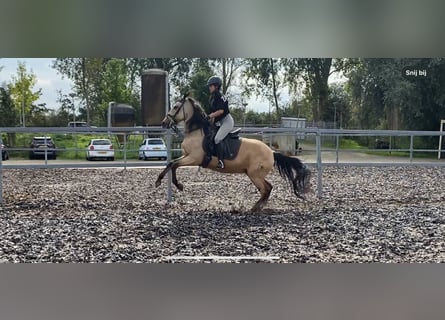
[{"xmin": 214, "ymin": 114, "xmax": 234, "ymax": 144}]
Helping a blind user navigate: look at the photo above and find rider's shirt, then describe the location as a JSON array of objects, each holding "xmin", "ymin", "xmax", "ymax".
[{"xmin": 209, "ymin": 91, "xmax": 229, "ymax": 122}]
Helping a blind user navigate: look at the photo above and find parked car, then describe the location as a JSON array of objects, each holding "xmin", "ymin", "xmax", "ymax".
[
  {"xmin": 29, "ymin": 137, "xmax": 57, "ymax": 159},
  {"xmin": 86, "ymin": 139, "xmax": 114, "ymax": 161},
  {"xmin": 68, "ymin": 121, "xmax": 90, "ymax": 128},
  {"xmin": 1, "ymin": 140, "xmax": 9, "ymax": 161},
  {"xmin": 138, "ymin": 138, "xmax": 167, "ymax": 161},
  {"xmin": 67, "ymin": 121, "xmax": 97, "ymax": 129}
]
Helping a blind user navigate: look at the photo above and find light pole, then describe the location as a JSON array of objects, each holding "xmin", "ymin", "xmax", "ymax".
[
  {"xmin": 21, "ymin": 84, "xmax": 25, "ymax": 127},
  {"xmin": 333, "ymin": 104, "xmax": 336, "ymax": 129},
  {"xmin": 69, "ymin": 93, "xmax": 76, "ymax": 124},
  {"xmin": 241, "ymin": 98, "xmax": 248, "ymax": 128},
  {"xmin": 69, "ymin": 93, "xmax": 78, "ymax": 158}
]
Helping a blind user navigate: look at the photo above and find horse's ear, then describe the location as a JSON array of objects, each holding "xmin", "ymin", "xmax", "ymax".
[{"xmin": 182, "ymin": 92, "xmax": 189, "ymax": 101}]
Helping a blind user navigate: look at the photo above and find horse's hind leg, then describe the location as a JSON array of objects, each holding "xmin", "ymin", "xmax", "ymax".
[
  {"xmin": 248, "ymin": 175, "xmax": 273, "ymax": 212},
  {"xmin": 264, "ymin": 180, "xmax": 272, "ymax": 203}
]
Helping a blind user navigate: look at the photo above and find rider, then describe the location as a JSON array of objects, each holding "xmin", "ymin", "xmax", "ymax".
[{"xmin": 207, "ymin": 76, "xmax": 234, "ymax": 169}]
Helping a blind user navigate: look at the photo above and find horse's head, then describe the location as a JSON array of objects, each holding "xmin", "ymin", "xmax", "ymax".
[
  {"xmin": 161, "ymin": 99, "xmax": 188, "ymax": 129},
  {"xmin": 162, "ymin": 97, "xmax": 208, "ymax": 134}
]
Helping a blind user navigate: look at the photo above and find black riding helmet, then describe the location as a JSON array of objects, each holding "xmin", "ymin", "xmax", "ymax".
[{"xmin": 207, "ymin": 76, "xmax": 222, "ymax": 88}]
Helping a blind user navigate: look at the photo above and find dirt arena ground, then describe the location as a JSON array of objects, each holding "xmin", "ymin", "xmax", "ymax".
[{"xmin": 0, "ymin": 166, "xmax": 444, "ymax": 262}]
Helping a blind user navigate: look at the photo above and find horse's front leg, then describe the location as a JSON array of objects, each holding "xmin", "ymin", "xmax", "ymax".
[
  {"xmin": 155, "ymin": 155, "xmax": 198, "ymax": 190},
  {"xmin": 171, "ymin": 165, "xmax": 183, "ymax": 191},
  {"xmin": 155, "ymin": 161, "xmax": 174, "ymax": 188}
]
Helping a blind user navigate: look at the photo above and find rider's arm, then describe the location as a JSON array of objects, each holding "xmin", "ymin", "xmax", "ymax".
[
  {"xmin": 209, "ymin": 109, "xmax": 224, "ymax": 119},
  {"xmin": 209, "ymin": 94, "xmax": 227, "ymax": 119}
]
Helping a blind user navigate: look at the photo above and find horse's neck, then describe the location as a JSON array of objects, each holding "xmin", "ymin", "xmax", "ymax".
[{"xmin": 184, "ymin": 126, "xmax": 205, "ymax": 139}]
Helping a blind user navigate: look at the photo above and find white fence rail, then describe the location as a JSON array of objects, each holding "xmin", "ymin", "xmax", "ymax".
[{"xmin": 1, "ymin": 126, "xmax": 445, "ymax": 204}]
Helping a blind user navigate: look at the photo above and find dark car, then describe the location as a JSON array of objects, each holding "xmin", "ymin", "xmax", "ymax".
[
  {"xmin": 29, "ymin": 137, "xmax": 57, "ymax": 159},
  {"xmin": 1, "ymin": 140, "xmax": 8, "ymax": 161},
  {"xmin": 68, "ymin": 121, "xmax": 89, "ymax": 128},
  {"xmin": 67, "ymin": 121, "xmax": 97, "ymax": 129},
  {"xmin": 375, "ymin": 139, "xmax": 390, "ymax": 149}
]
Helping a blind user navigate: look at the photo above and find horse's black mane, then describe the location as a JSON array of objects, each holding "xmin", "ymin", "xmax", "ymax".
[{"xmin": 184, "ymin": 97, "xmax": 210, "ymax": 135}]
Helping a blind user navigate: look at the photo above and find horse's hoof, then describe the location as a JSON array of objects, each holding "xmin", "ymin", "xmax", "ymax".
[
  {"xmin": 155, "ymin": 179, "xmax": 161, "ymax": 188},
  {"xmin": 176, "ymin": 183, "xmax": 184, "ymax": 191}
]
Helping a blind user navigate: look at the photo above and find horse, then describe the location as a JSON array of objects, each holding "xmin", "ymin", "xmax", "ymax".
[{"xmin": 155, "ymin": 97, "xmax": 311, "ymax": 212}]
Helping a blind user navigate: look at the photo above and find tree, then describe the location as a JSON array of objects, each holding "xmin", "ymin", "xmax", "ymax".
[
  {"xmin": 55, "ymin": 90, "xmax": 77, "ymax": 126},
  {"xmin": 243, "ymin": 58, "xmax": 282, "ymax": 117},
  {"xmin": 346, "ymin": 59, "xmax": 383, "ymax": 130},
  {"xmin": 283, "ymin": 58, "xmax": 331, "ymax": 122},
  {"xmin": 346, "ymin": 58, "xmax": 445, "ymax": 147},
  {"xmin": 184, "ymin": 59, "xmax": 214, "ymax": 112},
  {"xmin": 326, "ymin": 83, "xmax": 352, "ymax": 129},
  {"xmin": 96, "ymin": 58, "xmax": 135, "ymax": 125},
  {"xmin": 8, "ymin": 61, "xmax": 43, "ymax": 127},
  {"xmin": 281, "ymin": 98, "xmax": 312, "ymax": 120},
  {"xmin": 282, "ymin": 58, "xmax": 357, "ymax": 122},
  {"xmin": 53, "ymin": 58, "xmax": 106, "ymax": 124},
  {"xmin": 0, "ymin": 86, "xmax": 17, "ymax": 126},
  {"xmin": 126, "ymin": 58, "xmax": 194, "ymax": 94},
  {"xmin": 395, "ymin": 58, "xmax": 445, "ymax": 132},
  {"xmin": 0, "ymin": 86, "xmax": 19, "ymax": 145},
  {"xmin": 347, "ymin": 58, "xmax": 420, "ymax": 130},
  {"xmin": 210, "ymin": 58, "xmax": 244, "ymax": 95}
]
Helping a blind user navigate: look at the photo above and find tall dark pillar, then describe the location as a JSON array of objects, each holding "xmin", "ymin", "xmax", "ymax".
[{"xmin": 141, "ymin": 69, "xmax": 169, "ymax": 126}]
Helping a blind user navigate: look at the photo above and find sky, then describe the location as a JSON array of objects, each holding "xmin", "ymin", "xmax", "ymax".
[
  {"xmin": 0, "ymin": 58, "xmax": 72, "ymax": 110},
  {"xmin": 0, "ymin": 58, "xmax": 281, "ymax": 114}
]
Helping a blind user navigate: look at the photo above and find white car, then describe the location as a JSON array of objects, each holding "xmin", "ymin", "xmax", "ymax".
[
  {"xmin": 86, "ymin": 139, "xmax": 114, "ymax": 161},
  {"xmin": 138, "ymin": 138, "xmax": 167, "ymax": 161}
]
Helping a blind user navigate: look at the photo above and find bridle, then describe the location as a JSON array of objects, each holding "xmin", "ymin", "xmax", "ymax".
[{"xmin": 166, "ymin": 99, "xmax": 187, "ymax": 135}]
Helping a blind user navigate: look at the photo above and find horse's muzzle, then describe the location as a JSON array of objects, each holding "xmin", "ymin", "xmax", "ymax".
[{"xmin": 161, "ymin": 118, "xmax": 171, "ymax": 128}]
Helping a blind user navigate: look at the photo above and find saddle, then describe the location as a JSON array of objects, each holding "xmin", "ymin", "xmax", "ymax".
[{"xmin": 201, "ymin": 127, "xmax": 242, "ymax": 168}]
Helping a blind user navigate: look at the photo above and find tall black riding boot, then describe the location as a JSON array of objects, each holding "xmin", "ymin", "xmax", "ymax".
[{"xmin": 216, "ymin": 143, "xmax": 225, "ymax": 169}]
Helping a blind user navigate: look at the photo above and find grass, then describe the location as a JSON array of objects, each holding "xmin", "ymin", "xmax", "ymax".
[
  {"xmin": 303, "ymin": 137, "xmax": 439, "ymax": 160},
  {"xmin": 366, "ymin": 150, "xmax": 437, "ymax": 159},
  {"xmin": 322, "ymin": 138, "xmax": 366, "ymax": 150},
  {"xmin": 4, "ymin": 133, "xmax": 439, "ymax": 161},
  {"xmin": 58, "ymin": 133, "xmax": 143, "ymax": 160},
  {"xmin": 5, "ymin": 133, "xmax": 162, "ymax": 160}
]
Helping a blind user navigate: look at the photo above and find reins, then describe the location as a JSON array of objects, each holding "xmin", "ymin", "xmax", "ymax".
[{"xmin": 167, "ymin": 99, "xmax": 187, "ymax": 136}]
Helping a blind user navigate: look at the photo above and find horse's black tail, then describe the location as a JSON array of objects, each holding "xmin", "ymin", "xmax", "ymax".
[{"xmin": 273, "ymin": 152, "xmax": 311, "ymax": 199}]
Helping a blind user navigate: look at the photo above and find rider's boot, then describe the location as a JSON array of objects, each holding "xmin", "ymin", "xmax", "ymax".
[{"xmin": 216, "ymin": 143, "xmax": 225, "ymax": 169}]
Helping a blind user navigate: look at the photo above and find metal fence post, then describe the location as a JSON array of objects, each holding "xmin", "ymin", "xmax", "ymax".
[
  {"xmin": 316, "ymin": 129, "xmax": 322, "ymax": 199},
  {"xmin": 409, "ymin": 135, "xmax": 414, "ymax": 163},
  {"xmin": 166, "ymin": 130, "xmax": 172, "ymax": 203},
  {"xmin": 335, "ymin": 134, "xmax": 339, "ymax": 167},
  {"xmin": 44, "ymin": 136, "xmax": 48, "ymax": 166},
  {"xmin": 0, "ymin": 132, "xmax": 3, "ymax": 204},
  {"xmin": 123, "ymin": 134, "xmax": 127, "ymax": 170},
  {"xmin": 74, "ymin": 132, "xmax": 78, "ymax": 159}
]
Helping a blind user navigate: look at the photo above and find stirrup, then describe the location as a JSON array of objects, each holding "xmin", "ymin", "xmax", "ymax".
[{"xmin": 217, "ymin": 160, "xmax": 225, "ymax": 169}]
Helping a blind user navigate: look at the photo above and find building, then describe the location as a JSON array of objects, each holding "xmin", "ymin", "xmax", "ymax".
[{"xmin": 262, "ymin": 117, "xmax": 307, "ymax": 155}]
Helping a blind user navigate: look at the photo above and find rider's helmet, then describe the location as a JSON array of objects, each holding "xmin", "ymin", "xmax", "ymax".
[{"xmin": 207, "ymin": 76, "xmax": 222, "ymax": 88}]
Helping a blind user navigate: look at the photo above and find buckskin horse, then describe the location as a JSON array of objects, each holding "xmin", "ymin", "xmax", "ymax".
[{"xmin": 155, "ymin": 97, "xmax": 311, "ymax": 212}]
